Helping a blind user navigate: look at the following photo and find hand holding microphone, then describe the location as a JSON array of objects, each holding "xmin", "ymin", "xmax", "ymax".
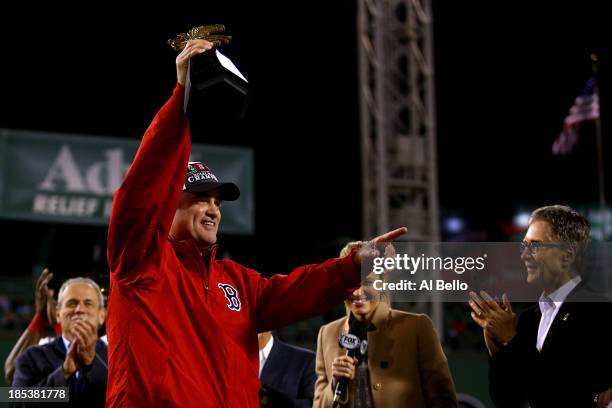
[
  {"xmin": 332, "ymin": 355, "xmax": 357, "ymax": 384},
  {"xmin": 332, "ymin": 319, "xmax": 369, "ymax": 407}
]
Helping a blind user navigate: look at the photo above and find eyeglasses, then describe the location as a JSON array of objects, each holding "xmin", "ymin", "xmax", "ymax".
[{"xmin": 520, "ymin": 241, "xmax": 566, "ymax": 255}]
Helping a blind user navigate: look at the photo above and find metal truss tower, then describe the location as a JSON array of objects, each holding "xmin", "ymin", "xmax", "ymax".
[{"xmin": 357, "ymin": 0, "xmax": 442, "ymax": 332}]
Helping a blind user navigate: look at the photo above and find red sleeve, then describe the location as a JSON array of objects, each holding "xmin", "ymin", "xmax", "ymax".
[
  {"xmin": 107, "ymin": 84, "xmax": 190, "ymax": 284},
  {"xmin": 254, "ymin": 253, "xmax": 361, "ymax": 332}
]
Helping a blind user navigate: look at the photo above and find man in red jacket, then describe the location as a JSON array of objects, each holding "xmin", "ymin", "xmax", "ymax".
[{"xmin": 105, "ymin": 39, "xmax": 407, "ymax": 407}]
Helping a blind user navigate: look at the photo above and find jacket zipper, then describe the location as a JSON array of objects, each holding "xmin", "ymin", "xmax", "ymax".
[
  {"xmin": 202, "ymin": 244, "xmax": 216, "ymax": 301},
  {"xmin": 203, "ymin": 251, "xmax": 211, "ymax": 301}
]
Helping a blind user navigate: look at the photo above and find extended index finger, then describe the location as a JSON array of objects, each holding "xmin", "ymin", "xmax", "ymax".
[{"xmin": 371, "ymin": 227, "xmax": 408, "ymax": 243}]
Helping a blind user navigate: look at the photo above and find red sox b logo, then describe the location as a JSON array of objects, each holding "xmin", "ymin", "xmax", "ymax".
[{"xmin": 217, "ymin": 283, "xmax": 241, "ymax": 311}]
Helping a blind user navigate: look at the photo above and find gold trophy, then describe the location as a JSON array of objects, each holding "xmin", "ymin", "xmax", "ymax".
[
  {"xmin": 168, "ymin": 25, "xmax": 248, "ymax": 120},
  {"xmin": 167, "ymin": 24, "xmax": 232, "ymax": 50}
]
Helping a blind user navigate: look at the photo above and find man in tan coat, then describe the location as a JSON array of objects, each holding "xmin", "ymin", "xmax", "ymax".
[{"xmin": 314, "ymin": 242, "xmax": 457, "ymax": 408}]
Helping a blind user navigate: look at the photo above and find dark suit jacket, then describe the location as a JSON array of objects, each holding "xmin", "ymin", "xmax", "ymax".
[
  {"xmin": 260, "ymin": 336, "xmax": 316, "ymax": 408},
  {"xmin": 489, "ymin": 284, "xmax": 612, "ymax": 408},
  {"xmin": 11, "ymin": 336, "xmax": 108, "ymax": 408}
]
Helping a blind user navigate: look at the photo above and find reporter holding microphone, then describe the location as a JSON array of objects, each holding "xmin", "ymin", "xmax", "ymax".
[{"xmin": 314, "ymin": 242, "xmax": 457, "ymax": 408}]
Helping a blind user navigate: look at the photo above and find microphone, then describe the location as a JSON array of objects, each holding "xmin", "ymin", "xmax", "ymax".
[{"xmin": 332, "ymin": 318, "xmax": 369, "ymax": 407}]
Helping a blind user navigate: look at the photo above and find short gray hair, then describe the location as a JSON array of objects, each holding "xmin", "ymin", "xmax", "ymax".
[
  {"xmin": 529, "ymin": 205, "xmax": 591, "ymax": 274},
  {"xmin": 57, "ymin": 278, "xmax": 104, "ymax": 310},
  {"xmin": 529, "ymin": 205, "xmax": 591, "ymax": 244}
]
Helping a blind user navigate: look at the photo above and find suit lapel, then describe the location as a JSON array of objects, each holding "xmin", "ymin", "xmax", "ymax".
[
  {"xmin": 260, "ymin": 337, "xmax": 284, "ymax": 386},
  {"xmin": 541, "ymin": 301, "xmax": 579, "ymax": 354},
  {"xmin": 51, "ymin": 336, "xmax": 67, "ymax": 357},
  {"xmin": 526, "ymin": 305, "xmax": 541, "ymax": 348},
  {"xmin": 95, "ymin": 339, "xmax": 108, "ymax": 361},
  {"xmin": 539, "ymin": 285, "xmax": 583, "ymax": 354}
]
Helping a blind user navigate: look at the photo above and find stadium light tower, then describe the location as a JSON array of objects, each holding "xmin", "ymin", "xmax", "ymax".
[{"xmin": 357, "ymin": 0, "xmax": 442, "ymax": 332}]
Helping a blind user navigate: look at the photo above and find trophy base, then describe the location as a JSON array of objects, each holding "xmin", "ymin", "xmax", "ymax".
[{"xmin": 184, "ymin": 51, "xmax": 249, "ymax": 121}]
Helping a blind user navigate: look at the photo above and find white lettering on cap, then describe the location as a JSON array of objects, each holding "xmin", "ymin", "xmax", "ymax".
[{"xmin": 187, "ymin": 171, "xmax": 218, "ymax": 184}]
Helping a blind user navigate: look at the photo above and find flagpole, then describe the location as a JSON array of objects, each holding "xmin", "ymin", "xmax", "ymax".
[{"xmin": 592, "ymin": 53, "xmax": 607, "ymax": 240}]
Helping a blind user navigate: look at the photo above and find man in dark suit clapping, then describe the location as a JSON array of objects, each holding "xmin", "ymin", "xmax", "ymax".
[
  {"xmin": 11, "ymin": 278, "xmax": 107, "ymax": 408},
  {"xmin": 469, "ymin": 205, "xmax": 612, "ymax": 407}
]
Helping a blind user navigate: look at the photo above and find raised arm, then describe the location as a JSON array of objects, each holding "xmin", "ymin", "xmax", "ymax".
[
  {"xmin": 107, "ymin": 40, "xmax": 213, "ymax": 283},
  {"xmin": 4, "ymin": 269, "xmax": 57, "ymax": 384}
]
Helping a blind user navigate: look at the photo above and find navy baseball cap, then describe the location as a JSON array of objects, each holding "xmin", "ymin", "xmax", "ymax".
[{"xmin": 183, "ymin": 162, "xmax": 240, "ymax": 201}]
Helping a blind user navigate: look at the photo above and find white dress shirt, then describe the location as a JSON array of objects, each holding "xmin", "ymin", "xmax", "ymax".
[
  {"xmin": 61, "ymin": 335, "xmax": 72, "ymax": 353},
  {"xmin": 536, "ymin": 275, "xmax": 581, "ymax": 351},
  {"xmin": 259, "ymin": 335, "xmax": 274, "ymax": 377}
]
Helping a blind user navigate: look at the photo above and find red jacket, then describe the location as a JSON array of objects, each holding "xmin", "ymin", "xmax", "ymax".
[{"xmin": 106, "ymin": 84, "xmax": 360, "ymax": 407}]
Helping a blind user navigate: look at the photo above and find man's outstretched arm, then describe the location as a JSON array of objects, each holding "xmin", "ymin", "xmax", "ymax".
[{"xmin": 254, "ymin": 228, "xmax": 408, "ymax": 332}]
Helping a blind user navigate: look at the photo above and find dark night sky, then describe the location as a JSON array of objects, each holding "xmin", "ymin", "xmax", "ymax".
[{"xmin": 1, "ymin": 2, "xmax": 611, "ymax": 283}]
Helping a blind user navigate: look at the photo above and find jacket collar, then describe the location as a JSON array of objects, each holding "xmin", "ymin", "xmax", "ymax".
[
  {"xmin": 370, "ymin": 301, "xmax": 391, "ymax": 331},
  {"xmin": 343, "ymin": 301, "xmax": 391, "ymax": 332},
  {"xmin": 171, "ymin": 237, "xmax": 218, "ymax": 261},
  {"xmin": 260, "ymin": 336, "xmax": 283, "ymax": 383},
  {"xmin": 51, "ymin": 335, "xmax": 108, "ymax": 356},
  {"xmin": 52, "ymin": 335, "xmax": 67, "ymax": 355}
]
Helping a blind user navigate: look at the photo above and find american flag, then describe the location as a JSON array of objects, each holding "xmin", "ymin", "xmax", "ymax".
[{"xmin": 552, "ymin": 77, "xmax": 600, "ymax": 155}]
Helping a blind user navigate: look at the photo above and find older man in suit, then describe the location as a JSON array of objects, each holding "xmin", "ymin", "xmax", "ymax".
[
  {"xmin": 314, "ymin": 242, "xmax": 457, "ymax": 408},
  {"xmin": 11, "ymin": 278, "xmax": 107, "ymax": 408},
  {"xmin": 469, "ymin": 205, "xmax": 612, "ymax": 408}
]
